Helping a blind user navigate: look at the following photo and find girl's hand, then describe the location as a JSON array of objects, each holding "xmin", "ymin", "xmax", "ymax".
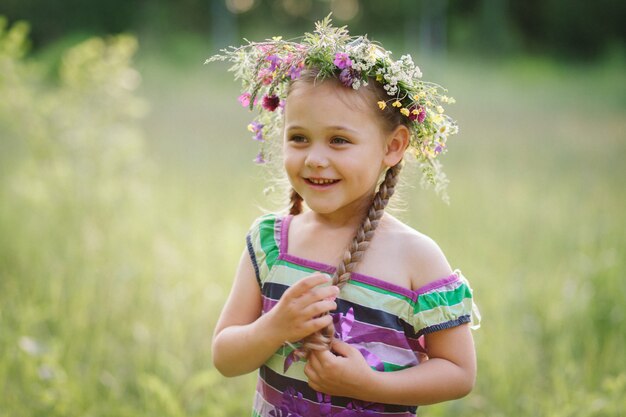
[
  {"xmin": 263, "ymin": 273, "xmax": 339, "ymax": 345},
  {"xmin": 304, "ymin": 340, "xmax": 375, "ymax": 398}
]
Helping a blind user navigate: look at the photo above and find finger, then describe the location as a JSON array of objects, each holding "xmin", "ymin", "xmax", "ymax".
[
  {"xmin": 314, "ymin": 348, "xmax": 337, "ymax": 364},
  {"xmin": 301, "ymin": 299, "xmax": 337, "ymax": 318},
  {"xmin": 331, "ymin": 340, "xmax": 356, "ymax": 357},
  {"xmin": 284, "ymin": 273, "xmax": 331, "ymax": 299},
  {"xmin": 304, "ymin": 360, "xmax": 317, "ymax": 380},
  {"xmin": 306, "ymin": 314, "xmax": 334, "ymax": 334},
  {"xmin": 298, "ymin": 284, "xmax": 340, "ymax": 306}
]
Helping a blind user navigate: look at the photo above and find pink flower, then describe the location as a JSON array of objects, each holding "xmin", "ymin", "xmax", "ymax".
[
  {"xmin": 258, "ymin": 68, "xmax": 273, "ymax": 85},
  {"xmin": 237, "ymin": 92, "xmax": 251, "ymax": 107},
  {"xmin": 262, "ymin": 94, "xmax": 280, "ymax": 111},
  {"xmin": 333, "ymin": 52, "xmax": 352, "ymax": 70}
]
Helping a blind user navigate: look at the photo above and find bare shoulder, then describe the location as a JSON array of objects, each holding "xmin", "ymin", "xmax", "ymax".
[{"xmin": 379, "ymin": 214, "xmax": 453, "ymax": 291}]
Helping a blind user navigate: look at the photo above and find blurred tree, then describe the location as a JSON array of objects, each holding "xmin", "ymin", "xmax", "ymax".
[{"xmin": 0, "ymin": 0, "xmax": 624, "ymax": 59}]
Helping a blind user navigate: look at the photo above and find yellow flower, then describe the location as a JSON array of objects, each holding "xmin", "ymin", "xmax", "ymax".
[
  {"xmin": 448, "ymin": 97, "xmax": 456, "ymax": 104},
  {"xmin": 377, "ymin": 101, "xmax": 387, "ymax": 110},
  {"xmin": 411, "ymin": 109, "xmax": 419, "ymax": 115},
  {"xmin": 272, "ymin": 36, "xmax": 283, "ymax": 41},
  {"xmin": 247, "ymin": 123, "xmax": 255, "ymax": 132},
  {"xmin": 376, "ymin": 73, "xmax": 384, "ymax": 82},
  {"xmin": 437, "ymin": 106, "xmax": 445, "ymax": 114},
  {"xmin": 400, "ymin": 108, "xmax": 410, "ymax": 117},
  {"xmin": 392, "ymin": 100, "xmax": 402, "ymax": 108}
]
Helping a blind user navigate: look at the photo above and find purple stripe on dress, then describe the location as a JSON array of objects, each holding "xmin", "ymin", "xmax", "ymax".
[
  {"xmin": 279, "ymin": 214, "xmax": 291, "ymax": 253},
  {"xmin": 350, "ymin": 272, "xmax": 418, "ymax": 301},
  {"xmin": 279, "ymin": 253, "xmax": 336, "ymax": 274},
  {"xmin": 262, "ymin": 295, "xmax": 420, "ymax": 356},
  {"xmin": 415, "ymin": 273, "xmax": 460, "ymax": 295},
  {"xmin": 256, "ymin": 376, "xmax": 415, "ymax": 417}
]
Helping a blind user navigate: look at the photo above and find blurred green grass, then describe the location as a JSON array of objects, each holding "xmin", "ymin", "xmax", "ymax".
[{"xmin": 1, "ymin": 23, "xmax": 625, "ymax": 416}]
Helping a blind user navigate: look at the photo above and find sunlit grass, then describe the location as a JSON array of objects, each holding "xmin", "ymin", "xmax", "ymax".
[{"xmin": 0, "ymin": 23, "xmax": 624, "ymax": 416}]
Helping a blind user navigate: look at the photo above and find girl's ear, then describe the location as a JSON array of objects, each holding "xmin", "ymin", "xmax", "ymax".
[{"xmin": 383, "ymin": 125, "xmax": 410, "ymax": 167}]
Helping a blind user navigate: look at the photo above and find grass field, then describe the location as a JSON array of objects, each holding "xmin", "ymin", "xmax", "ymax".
[{"xmin": 1, "ymin": 26, "xmax": 625, "ymax": 416}]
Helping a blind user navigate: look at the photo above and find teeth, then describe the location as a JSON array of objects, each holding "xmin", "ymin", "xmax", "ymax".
[{"xmin": 309, "ymin": 178, "xmax": 337, "ymax": 185}]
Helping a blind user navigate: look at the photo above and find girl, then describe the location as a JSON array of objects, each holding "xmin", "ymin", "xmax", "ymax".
[{"xmin": 209, "ymin": 17, "xmax": 480, "ymax": 416}]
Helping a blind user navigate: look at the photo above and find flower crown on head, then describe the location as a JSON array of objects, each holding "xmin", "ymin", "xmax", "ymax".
[{"xmin": 207, "ymin": 15, "xmax": 458, "ymax": 200}]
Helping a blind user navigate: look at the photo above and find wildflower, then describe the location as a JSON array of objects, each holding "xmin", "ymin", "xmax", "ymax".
[
  {"xmin": 258, "ymin": 68, "xmax": 274, "ymax": 85},
  {"xmin": 262, "ymin": 94, "xmax": 280, "ymax": 111},
  {"xmin": 253, "ymin": 151, "xmax": 266, "ymax": 164},
  {"xmin": 333, "ymin": 52, "xmax": 352, "ymax": 69},
  {"xmin": 437, "ymin": 105, "xmax": 445, "ymax": 114},
  {"xmin": 238, "ymin": 92, "xmax": 251, "ymax": 107},
  {"xmin": 400, "ymin": 108, "xmax": 410, "ymax": 117},
  {"xmin": 338, "ymin": 67, "xmax": 358, "ymax": 88},
  {"xmin": 247, "ymin": 121, "xmax": 264, "ymax": 141},
  {"xmin": 377, "ymin": 101, "xmax": 387, "ymax": 110},
  {"xmin": 289, "ymin": 62, "xmax": 304, "ymax": 80},
  {"xmin": 409, "ymin": 105, "xmax": 426, "ymax": 123},
  {"xmin": 266, "ymin": 54, "xmax": 282, "ymax": 72},
  {"xmin": 392, "ymin": 100, "xmax": 402, "ymax": 108}
]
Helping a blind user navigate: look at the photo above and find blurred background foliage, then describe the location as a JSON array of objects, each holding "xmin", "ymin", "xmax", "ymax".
[{"xmin": 0, "ymin": 0, "xmax": 625, "ymax": 416}]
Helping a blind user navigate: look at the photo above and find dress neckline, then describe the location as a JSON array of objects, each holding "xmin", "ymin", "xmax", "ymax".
[{"xmin": 277, "ymin": 214, "xmax": 460, "ymax": 301}]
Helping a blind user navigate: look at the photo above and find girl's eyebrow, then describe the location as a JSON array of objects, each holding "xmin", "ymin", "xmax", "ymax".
[{"xmin": 286, "ymin": 124, "xmax": 358, "ymax": 134}]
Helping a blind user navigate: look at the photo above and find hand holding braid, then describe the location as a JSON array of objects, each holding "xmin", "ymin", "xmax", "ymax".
[{"xmin": 295, "ymin": 162, "xmax": 403, "ymax": 358}]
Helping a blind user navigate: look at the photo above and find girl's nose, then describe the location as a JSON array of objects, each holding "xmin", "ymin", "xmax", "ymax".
[{"xmin": 305, "ymin": 147, "xmax": 330, "ymax": 169}]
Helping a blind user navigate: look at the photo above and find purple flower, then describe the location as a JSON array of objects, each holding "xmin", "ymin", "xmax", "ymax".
[
  {"xmin": 262, "ymin": 94, "xmax": 280, "ymax": 111},
  {"xmin": 339, "ymin": 67, "xmax": 358, "ymax": 88},
  {"xmin": 266, "ymin": 54, "xmax": 282, "ymax": 72},
  {"xmin": 333, "ymin": 52, "xmax": 352, "ymax": 70},
  {"xmin": 289, "ymin": 62, "xmax": 304, "ymax": 80},
  {"xmin": 237, "ymin": 92, "xmax": 251, "ymax": 107},
  {"xmin": 248, "ymin": 121, "xmax": 264, "ymax": 141},
  {"xmin": 253, "ymin": 151, "xmax": 265, "ymax": 164}
]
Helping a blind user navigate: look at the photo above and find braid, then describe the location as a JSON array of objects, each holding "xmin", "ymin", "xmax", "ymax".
[
  {"xmin": 333, "ymin": 162, "xmax": 402, "ymax": 288},
  {"xmin": 297, "ymin": 162, "xmax": 404, "ymax": 357},
  {"xmin": 289, "ymin": 188, "xmax": 303, "ymax": 215}
]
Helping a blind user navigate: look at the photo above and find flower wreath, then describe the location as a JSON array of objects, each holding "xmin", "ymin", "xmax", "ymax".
[{"xmin": 207, "ymin": 15, "xmax": 458, "ymax": 199}]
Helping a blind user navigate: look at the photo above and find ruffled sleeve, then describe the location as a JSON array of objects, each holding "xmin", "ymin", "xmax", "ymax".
[
  {"xmin": 245, "ymin": 214, "xmax": 281, "ymax": 289},
  {"xmin": 412, "ymin": 269, "xmax": 481, "ymax": 336}
]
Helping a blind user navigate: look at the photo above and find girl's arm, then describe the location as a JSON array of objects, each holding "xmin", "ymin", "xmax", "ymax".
[
  {"xmin": 305, "ymin": 323, "xmax": 476, "ymax": 405},
  {"xmin": 212, "ymin": 249, "xmax": 339, "ymax": 377}
]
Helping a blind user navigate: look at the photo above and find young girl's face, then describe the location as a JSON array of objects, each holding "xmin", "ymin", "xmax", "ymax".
[{"xmin": 283, "ymin": 79, "xmax": 390, "ymax": 217}]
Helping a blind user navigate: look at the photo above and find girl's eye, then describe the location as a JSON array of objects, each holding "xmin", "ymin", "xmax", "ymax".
[
  {"xmin": 289, "ymin": 135, "xmax": 307, "ymax": 143},
  {"xmin": 331, "ymin": 137, "xmax": 350, "ymax": 145}
]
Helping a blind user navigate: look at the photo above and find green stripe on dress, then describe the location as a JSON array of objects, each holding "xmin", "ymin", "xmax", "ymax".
[
  {"xmin": 258, "ymin": 215, "xmax": 278, "ymax": 270},
  {"xmin": 413, "ymin": 298, "xmax": 474, "ymax": 332},
  {"xmin": 415, "ymin": 283, "xmax": 471, "ymax": 313}
]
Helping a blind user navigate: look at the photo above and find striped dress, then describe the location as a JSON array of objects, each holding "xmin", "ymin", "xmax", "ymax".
[{"xmin": 246, "ymin": 214, "xmax": 480, "ymax": 417}]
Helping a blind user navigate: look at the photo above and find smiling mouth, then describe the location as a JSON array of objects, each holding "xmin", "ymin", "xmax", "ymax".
[{"xmin": 305, "ymin": 178, "xmax": 340, "ymax": 186}]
